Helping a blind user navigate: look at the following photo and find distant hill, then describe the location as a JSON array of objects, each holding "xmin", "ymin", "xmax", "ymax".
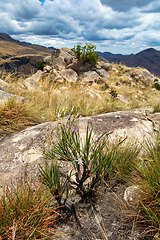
[
  {"xmin": 0, "ymin": 33, "xmax": 56, "ymax": 74},
  {"xmin": 99, "ymin": 48, "xmax": 160, "ymax": 77},
  {"xmin": 97, "ymin": 51, "xmax": 124, "ymax": 59},
  {"xmin": 0, "ymin": 33, "xmax": 54, "ymax": 60}
]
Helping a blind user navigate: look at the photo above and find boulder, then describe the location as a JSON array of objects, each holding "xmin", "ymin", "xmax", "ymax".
[
  {"xmin": 0, "ymin": 90, "xmax": 24, "ymax": 105},
  {"xmin": 60, "ymin": 69, "xmax": 78, "ymax": 83},
  {"xmin": 52, "ymin": 48, "xmax": 75, "ymax": 66},
  {"xmin": 52, "ymin": 56, "xmax": 66, "ymax": 70},
  {"xmin": 24, "ymin": 70, "xmax": 43, "ymax": 91},
  {"xmin": 96, "ymin": 68, "xmax": 110, "ymax": 78},
  {"xmin": 82, "ymin": 71, "xmax": 100, "ymax": 81},
  {"xmin": 0, "ymin": 109, "xmax": 160, "ymax": 196},
  {"xmin": 100, "ymin": 62, "xmax": 111, "ymax": 71},
  {"xmin": 43, "ymin": 55, "xmax": 51, "ymax": 64}
]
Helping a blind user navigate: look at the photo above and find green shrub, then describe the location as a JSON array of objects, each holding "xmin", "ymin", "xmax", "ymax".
[
  {"xmin": 37, "ymin": 59, "xmax": 45, "ymax": 70},
  {"xmin": 72, "ymin": 43, "xmax": 99, "ymax": 66},
  {"xmin": 154, "ymin": 82, "xmax": 160, "ymax": 91},
  {"xmin": 110, "ymin": 88, "xmax": 118, "ymax": 99},
  {"xmin": 38, "ymin": 160, "xmax": 71, "ymax": 206},
  {"xmin": 154, "ymin": 78, "xmax": 159, "ymax": 83}
]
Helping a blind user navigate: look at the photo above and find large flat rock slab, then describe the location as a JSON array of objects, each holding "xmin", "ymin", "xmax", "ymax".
[{"xmin": 0, "ymin": 109, "xmax": 160, "ymax": 194}]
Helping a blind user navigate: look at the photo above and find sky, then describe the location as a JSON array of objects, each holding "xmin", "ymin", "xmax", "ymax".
[{"xmin": 0, "ymin": 0, "xmax": 160, "ymax": 54}]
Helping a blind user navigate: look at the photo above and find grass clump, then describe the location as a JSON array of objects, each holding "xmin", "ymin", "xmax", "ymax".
[
  {"xmin": 0, "ymin": 99, "xmax": 40, "ymax": 138},
  {"xmin": 39, "ymin": 115, "xmax": 138, "ymax": 204},
  {"xmin": 0, "ymin": 178, "xmax": 58, "ymax": 239},
  {"xmin": 133, "ymin": 130, "xmax": 160, "ymax": 237}
]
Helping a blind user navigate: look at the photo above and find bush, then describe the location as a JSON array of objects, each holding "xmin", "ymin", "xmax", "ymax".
[
  {"xmin": 72, "ymin": 43, "xmax": 99, "ymax": 66},
  {"xmin": 37, "ymin": 59, "xmax": 45, "ymax": 70},
  {"xmin": 110, "ymin": 88, "xmax": 118, "ymax": 99},
  {"xmin": 154, "ymin": 82, "xmax": 160, "ymax": 91}
]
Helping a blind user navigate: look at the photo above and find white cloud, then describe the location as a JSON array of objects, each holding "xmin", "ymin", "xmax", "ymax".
[{"xmin": 0, "ymin": 0, "xmax": 160, "ymax": 54}]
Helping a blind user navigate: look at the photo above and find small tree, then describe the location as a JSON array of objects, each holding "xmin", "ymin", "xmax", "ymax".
[{"xmin": 72, "ymin": 43, "xmax": 99, "ymax": 66}]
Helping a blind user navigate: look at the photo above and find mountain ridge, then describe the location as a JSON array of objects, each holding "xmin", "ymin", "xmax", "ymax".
[{"xmin": 99, "ymin": 47, "xmax": 160, "ymax": 77}]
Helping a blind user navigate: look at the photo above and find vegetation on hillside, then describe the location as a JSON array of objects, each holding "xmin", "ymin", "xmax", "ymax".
[{"xmin": 0, "ymin": 60, "xmax": 160, "ymax": 137}]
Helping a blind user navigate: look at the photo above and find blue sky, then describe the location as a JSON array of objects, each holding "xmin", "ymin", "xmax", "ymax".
[{"xmin": 0, "ymin": 0, "xmax": 160, "ymax": 54}]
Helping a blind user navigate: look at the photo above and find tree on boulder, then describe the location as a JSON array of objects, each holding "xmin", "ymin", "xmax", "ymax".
[{"xmin": 72, "ymin": 43, "xmax": 99, "ymax": 66}]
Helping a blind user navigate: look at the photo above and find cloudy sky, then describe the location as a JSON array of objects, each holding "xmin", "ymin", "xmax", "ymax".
[{"xmin": 0, "ymin": 0, "xmax": 160, "ymax": 54}]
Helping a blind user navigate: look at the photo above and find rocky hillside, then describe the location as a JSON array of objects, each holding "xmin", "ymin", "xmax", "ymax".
[
  {"xmin": 0, "ymin": 33, "xmax": 54, "ymax": 75},
  {"xmin": 1, "ymin": 47, "xmax": 160, "ymax": 108},
  {"xmin": 26, "ymin": 47, "xmax": 158, "ymax": 87}
]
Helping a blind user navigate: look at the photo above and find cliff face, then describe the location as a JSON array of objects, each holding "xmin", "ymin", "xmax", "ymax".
[{"xmin": 0, "ymin": 55, "xmax": 43, "ymax": 75}]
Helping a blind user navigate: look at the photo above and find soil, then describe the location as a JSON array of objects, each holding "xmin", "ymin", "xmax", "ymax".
[{"xmin": 53, "ymin": 183, "xmax": 153, "ymax": 240}]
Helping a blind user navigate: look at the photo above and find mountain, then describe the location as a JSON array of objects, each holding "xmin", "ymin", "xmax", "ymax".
[
  {"xmin": 0, "ymin": 33, "xmax": 53, "ymax": 60},
  {"xmin": 97, "ymin": 51, "xmax": 124, "ymax": 58},
  {"xmin": 0, "ymin": 33, "xmax": 56, "ymax": 75},
  {"xmin": 99, "ymin": 48, "xmax": 160, "ymax": 77}
]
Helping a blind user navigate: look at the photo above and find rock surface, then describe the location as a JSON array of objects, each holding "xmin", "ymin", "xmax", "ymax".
[
  {"xmin": 0, "ymin": 109, "xmax": 160, "ymax": 194},
  {"xmin": 23, "ymin": 70, "xmax": 43, "ymax": 90},
  {"xmin": 0, "ymin": 89, "xmax": 24, "ymax": 105}
]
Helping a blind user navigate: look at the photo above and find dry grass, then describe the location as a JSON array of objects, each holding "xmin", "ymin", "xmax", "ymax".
[
  {"xmin": 0, "ymin": 98, "xmax": 40, "ymax": 138},
  {"xmin": 0, "ymin": 63, "xmax": 160, "ymax": 137}
]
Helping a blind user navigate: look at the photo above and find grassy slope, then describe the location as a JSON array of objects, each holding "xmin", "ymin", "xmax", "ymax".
[{"xmin": 0, "ymin": 40, "xmax": 51, "ymax": 60}]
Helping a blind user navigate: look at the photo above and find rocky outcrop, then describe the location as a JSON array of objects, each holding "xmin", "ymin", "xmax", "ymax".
[
  {"xmin": 46, "ymin": 48, "xmax": 111, "ymax": 84},
  {"xmin": 124, "ymin": 68, "xmax": 157, "ymax": 85}
]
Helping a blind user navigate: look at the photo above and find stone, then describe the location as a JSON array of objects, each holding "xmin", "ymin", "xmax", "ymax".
[
  {"xmin": 0, "ymin": 90, "xmax": 24, "ymax": 105},
  {"xmin": 52, "ymin": 56, "xmax": 66, "ymax": 70},
  {"xmin": 115, "ymin": 81, "xmax": 122, "ymax": 87},
  {"xmin": 82, "ymin": 71, "xmax": 100, "ymax": 82},
  {"xmin": 117, "ymin": 94, "xmax": 131, "ymax": 103},
  {"xmin": 95, "ymin": 77, "xmax": 109, "ymax": 84},
  {"xmin": 60, "ymin": 69, "xmax": 78, "ymax": 83},
  {"xmin": 43, "ymin": 55, "xmax": 51, "ymax": 64},
  {"xmin": 0, "ymin": 109, "xmax": 160, "ymax": 196},
  {"xmin": 43, "ymin": 65, "xmax": 52, "ymax": 73},
  {"xmin": 52, "ymin": 48, "xmax": 75, "ymax": 67},
  {"xmin": 24, "ymin": 70, "xmax": 43, "ymax": 91},
  {"xmin": 100, "ymin": 62, "xmax": 111, "ymax": 71},
  {"xmin": 96, "ymin": 68, "xmax": 110, "ymax": 78},
  {"xmin": 124, "ymin": 68, "xmax": 155, "ymax": 84},
  {"xmin": 124, "ymin": 185, "xmax": 141, "ymax": 206}
]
